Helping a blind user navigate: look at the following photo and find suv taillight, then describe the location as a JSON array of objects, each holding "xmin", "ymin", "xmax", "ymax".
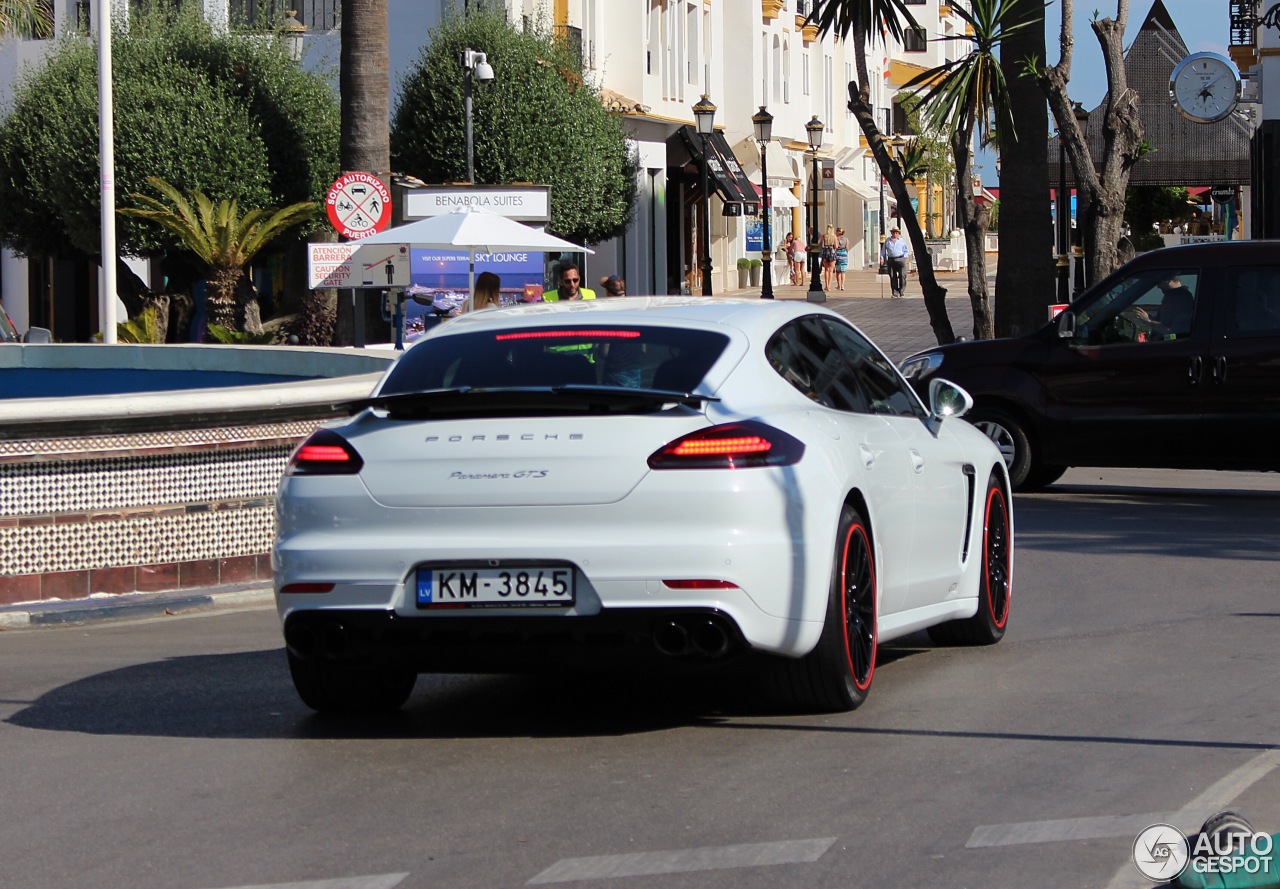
[
  {"xmin": 647, "ymin": 421, "xmax": 804, "ymax": 470},
  {"xmin": 286, "ymin": 429, "xmax": 364, "ymax": 476}
]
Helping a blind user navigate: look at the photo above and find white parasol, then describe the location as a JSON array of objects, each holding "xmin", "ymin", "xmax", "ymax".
[{"xmin": 355, "ymin": 206, "xmax": 593, "ymax": 311}]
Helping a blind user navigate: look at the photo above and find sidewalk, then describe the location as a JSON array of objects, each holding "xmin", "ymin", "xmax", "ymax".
[{"xmin": 721, "ymin": 264, "xmax": 976, "ymax": 362}]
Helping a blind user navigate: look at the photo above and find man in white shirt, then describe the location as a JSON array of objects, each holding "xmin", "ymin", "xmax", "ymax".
[{"xmin": 880, "ymin": 228, "xmax": 910, "ymax": 299}]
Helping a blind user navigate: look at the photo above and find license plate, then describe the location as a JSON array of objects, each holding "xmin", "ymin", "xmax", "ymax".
[{"xmin": 416, "ymin": 566, "xmax": 575, "ymax": 609}]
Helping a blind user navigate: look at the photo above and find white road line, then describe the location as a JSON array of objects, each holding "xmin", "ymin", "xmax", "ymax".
[
  {"xmin": 202, "ymin": 874, "xmax": 409, "ymax": 889},
  {"xmin": 527, "ymin": 837, "xmax": 837, "ymax": 885},
  {"xmin": 967, "ymin": 812, "xmax": 1174, "ymax": 848}
]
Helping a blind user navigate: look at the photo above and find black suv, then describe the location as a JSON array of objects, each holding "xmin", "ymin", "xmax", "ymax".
[{"xmin": 900, "ymin": 241, "xmax": 1280, "ymax": 490}]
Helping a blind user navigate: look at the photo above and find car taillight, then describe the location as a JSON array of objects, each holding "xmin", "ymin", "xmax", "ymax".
[
  {"xmin": 647, "ymin": 421, "xmax": 804, "ymax": 470},
  {"xmin": 286, "ymin": 429, "xmax": 364, "ymax": 476}
]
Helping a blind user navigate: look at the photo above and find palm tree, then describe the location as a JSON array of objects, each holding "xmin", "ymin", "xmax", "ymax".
[
  {"xmin": 334, "ymin": 0, "xmax": 390, "ymax": 345},
  {"xmin": 120, "ymin": 177, "xmax": 317, "ymax": 336},
  {"xmin": 993, "ymin": 0, "xmax": 1052, "ymax": 338},
  {"xmin": 0, "ymin": 1, "xmax": 53, "ymax": 39},
  {"xmin": 906, "ymin": 0, "xmax": 1030, "ymax": 339},
  {"xmin": 809, "ymin": 0, "xmax": 957, "ymax": 345}
]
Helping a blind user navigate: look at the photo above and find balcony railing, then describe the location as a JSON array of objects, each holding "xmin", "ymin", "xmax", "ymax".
[{"xmin": 229, "ymin": 0, "xmax": 340, "ymax": 32}]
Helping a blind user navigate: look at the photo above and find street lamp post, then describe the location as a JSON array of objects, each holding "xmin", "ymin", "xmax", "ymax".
[
  {"xmin": 459, "ymin": 48, "xmax": 494, "ymax": 183},
  {"xmin": 694, "ymin": 94, "xmax": 717, "ymax": 296},
  {"xmin": 805, "ymin": 115, "xmax": 825, "ymax": 303},
  {"xmin": 753, "ymin": 105, "xmax": 774, "ymax": 299}
]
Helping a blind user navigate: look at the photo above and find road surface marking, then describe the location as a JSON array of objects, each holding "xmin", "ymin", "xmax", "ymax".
[
  {"xmin": 203, "ymin": 874, "xmax": 408, "ymax": 889},
  {"xmin": 527, "ymin": 837, "xmax": 837, "ymax": 884}
]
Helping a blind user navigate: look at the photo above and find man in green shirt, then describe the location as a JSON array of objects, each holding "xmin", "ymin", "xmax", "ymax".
[{"xmin": 542, "ymin": 263, "xmax": 597, "ymax": 301}]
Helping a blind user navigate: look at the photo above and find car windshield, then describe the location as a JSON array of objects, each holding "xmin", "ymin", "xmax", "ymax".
[{"xmin": 380, "ymin": 325, "xmax": 731, "ymax": 395}]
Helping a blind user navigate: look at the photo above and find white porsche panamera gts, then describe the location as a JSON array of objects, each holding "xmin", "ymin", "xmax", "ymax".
[{"xmin": 273, "ymin": 297, "xmax": 1012, "ymax": 714}]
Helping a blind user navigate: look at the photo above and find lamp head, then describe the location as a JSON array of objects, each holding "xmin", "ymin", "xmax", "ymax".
[
  {"xmin": 805, "ymin": 115, "xmax": 824, "ymax": 150},
  {"xmin": 693, "ymin": 94, "xmax": 717, "ymax": 135},
  {"xmin": 752, "ymin": 105, "xmax": 774, "ymax": 143}
]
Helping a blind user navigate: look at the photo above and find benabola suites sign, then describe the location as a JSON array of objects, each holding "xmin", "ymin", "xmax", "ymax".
[{"xmin": 326, "ymin": 172, "xmax": 393, "ymax": 239}]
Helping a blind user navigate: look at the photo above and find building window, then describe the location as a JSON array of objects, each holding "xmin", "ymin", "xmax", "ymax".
[
  {"xmin": 229, "ymin": 0, "xmax": 339, "ymax": 31},
  {"xmin": 687, "ymin": 1, "xmax": 699, "ymax": 85},
  {"xmin": 783, "ymin": 39, "xmax": 791, "ymax": 104},
  {"xmin": 903, "ymin": 27, "xmax": 927, "ymax": 52},
  {"xmin": 824, "ymin": 54, "xmax": 832, "ymax": 128},
  {"xmin": 803, "ymin": 50, "xmax": 810, "ymax": 96},
  {"xmin": 772, "ymin": 36, "xmax": 781, "ymax": 103}
]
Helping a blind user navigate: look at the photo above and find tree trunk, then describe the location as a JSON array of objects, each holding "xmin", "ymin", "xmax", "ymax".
[
  {"xmin": 336, "ymin": 0, "xmax": 391, "ymax": 347},
  {"xmin": 205, "ymin": 268, "xmax": 241, "ymax": 333},
  {"xmin": 846, "ymin": 59, "xmax": 954, "ymax": 345},
  {"xmin": 994, "ymin": 0, "xmax": 1053, "ymax": 337},
  {"xmin": 952, "ymin": 129, "xmax": 993, "ymax": 340},
  {"xmin": 1039, "ymin": 1, "xmax": 1142, "ymax": 290}
]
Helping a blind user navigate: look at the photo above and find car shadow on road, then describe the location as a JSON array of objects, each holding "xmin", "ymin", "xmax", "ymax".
[
  {"xmin": 1012, "ymin": 485, "xmax": 1280, "ymax": 561},
  {"xmin": 4, "ymin": 644, "xmax": 933, "ymax": 741}
]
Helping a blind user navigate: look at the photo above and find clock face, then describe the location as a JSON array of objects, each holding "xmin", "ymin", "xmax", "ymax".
[{"xmin": 1170, "ymin": 52, "xmax": 1241, "ymax": 123}]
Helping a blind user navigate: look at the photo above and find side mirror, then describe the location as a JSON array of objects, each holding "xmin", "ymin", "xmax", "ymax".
[
  {"xmin": 23, "ymin": 327, "xmax": 51, "ymax": 344},
  {"xmin": 927, "ymin": 377, "xmax": 974, "ymax": 430},
  {"xmin": 1056, "ymin": 310, "xmax": 1076, "ymax": 339}
]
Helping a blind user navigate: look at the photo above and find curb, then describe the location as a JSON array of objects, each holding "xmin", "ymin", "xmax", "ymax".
[{"xmin": 0, "ymin": 582, "xmax": 274, "ymax": 629}]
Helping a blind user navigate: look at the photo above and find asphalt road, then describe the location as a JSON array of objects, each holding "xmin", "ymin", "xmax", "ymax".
[{"xmin": 2, "ymin": 467, "xmax": 1278, "ymax": 889}]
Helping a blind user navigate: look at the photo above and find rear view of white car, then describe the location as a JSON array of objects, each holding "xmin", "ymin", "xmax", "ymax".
[{"xmin": 274, "ymin": 297, "xmax": 1012, "ymax": 714}]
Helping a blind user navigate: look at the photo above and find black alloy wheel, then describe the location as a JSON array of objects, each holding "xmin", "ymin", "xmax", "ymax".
[{"xmin": 775, "ymin": 503, "xmax": 878, "ymax": 712}]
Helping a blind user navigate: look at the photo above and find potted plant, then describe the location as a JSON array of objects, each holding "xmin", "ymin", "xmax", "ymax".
[
  {"xmin": 749, "ymin": 258, "xmax": 763, "ymax": 287},
  {"xmin": 736, "ymin": 257, "xmax": 751, "ymax": 289}
]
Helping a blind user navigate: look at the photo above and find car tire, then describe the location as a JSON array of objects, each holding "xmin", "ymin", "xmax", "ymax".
[
  {"xmin": 1021, "ymin": 464, "xmax": 1066, "ymax": 491},
  {"xmin": 774, "ymin": 504, "xmax": 877, "ymax": 712},
  {"xmin": 287, "ymin": 651, "xmax": 417, "ymax": 715},
  {"xmin": 969, "ymin": 408, "xmax": 1041, "ymax": 492},
  {"xmin": 928, "ymin": 472, "xmax": 1012, "ymax": 646}
]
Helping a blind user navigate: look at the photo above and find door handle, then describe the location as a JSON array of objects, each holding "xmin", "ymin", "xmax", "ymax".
[
  {"xmin": 859, "ymin": 444, "xmax": 874, "ymax": 468},
  {"xmin": 910, "ymin": 450, "xmax": 925, "ymax": 473},
  {"xmin": 1187, "ymin": 355, "xmax": 1202, "ymax": 386},
  {"xmin": 1212, "ymin": 355, "xmax": 1227, "ymax": 385}
]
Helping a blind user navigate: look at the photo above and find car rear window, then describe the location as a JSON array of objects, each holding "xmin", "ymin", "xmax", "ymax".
[{"xmin": 380, "ymin": 325, "xmax": 731, "ymax": 395}]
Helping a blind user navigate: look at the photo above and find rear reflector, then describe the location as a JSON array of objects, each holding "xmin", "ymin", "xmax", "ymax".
[
  {"xmin": 662, "ymin": 579, "xmax": 741, "ymax": 590},
  {"xmin": 647, "ymin": 421, "xmax": 805, "ymax": 470},
  {"xmin": 279, "ymin": 583, "xmax": 335, "ymax": 594},
  {"xmin": 285, "ymin": 429, "xmax": 364, "ymax": 476}
]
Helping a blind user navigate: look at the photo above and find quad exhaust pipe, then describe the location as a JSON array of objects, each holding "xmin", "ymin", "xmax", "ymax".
[{"xmin": 652, "ymin": 616, "xmax": 733, "ymax": 659}]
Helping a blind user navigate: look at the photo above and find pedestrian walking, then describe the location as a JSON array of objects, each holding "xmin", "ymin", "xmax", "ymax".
[
  {"xmin": 783, "ymin": 233, "xmax": 797, "ymax": 284},
  {"xmin": 820, "ymin": 225, "xmax": 838, "ymax": 290},
  {"xmin": 790, "ymin": 232, "xmax": 807, "ymax": 286},
  {"xmin": 834, "ymin": 227, "xmax": 850, "ymax": 291},
  {"xmin": 880, "ymin": 227, "xmax": 910, "ymax": 298}
]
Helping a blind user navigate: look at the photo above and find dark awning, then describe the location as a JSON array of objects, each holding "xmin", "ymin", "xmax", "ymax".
[{"xmin": 677, "ymin": 126, "xmax": 760, "ymax": 212}]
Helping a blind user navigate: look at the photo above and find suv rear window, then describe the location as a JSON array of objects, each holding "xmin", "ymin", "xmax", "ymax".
[{"xmin": 381, "ymin": 325, "xmax": 731, "ymax": 395}]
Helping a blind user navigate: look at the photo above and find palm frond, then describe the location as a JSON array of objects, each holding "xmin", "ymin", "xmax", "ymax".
[{"xmin": 807, "ymin": 0, "xmax": 921, "ymax": 47}]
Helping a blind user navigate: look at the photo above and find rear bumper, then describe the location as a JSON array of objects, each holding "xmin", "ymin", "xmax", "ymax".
[{"xmin": 282, "ymin": 606, "xmax": 755, "ymax": 673}]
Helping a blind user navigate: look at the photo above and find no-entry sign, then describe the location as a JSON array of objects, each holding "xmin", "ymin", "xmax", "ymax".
[{"xmin": 326, "ymin": 172, "xmax": 392, "ymax": 240}]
